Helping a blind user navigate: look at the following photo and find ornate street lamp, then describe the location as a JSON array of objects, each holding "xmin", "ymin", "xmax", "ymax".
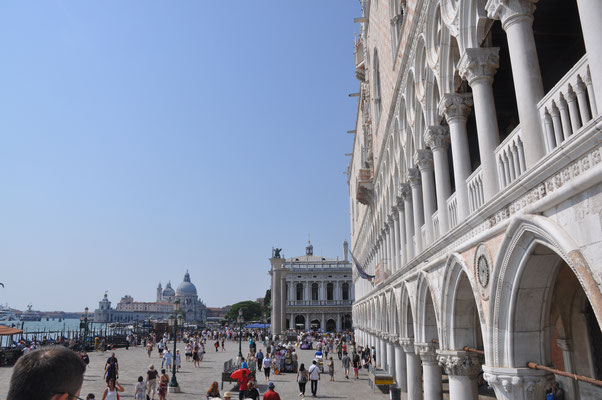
[
  {"xmin": 79, "ymin": 307, "xmax": 89, "ymax": 350},
  {"xmin": 237, "ymin": 309, "xmax": 244, "ymax": 359},
  {"xmin": 168, "ymin": 300, "xmax": 183, "ymax": 393}
]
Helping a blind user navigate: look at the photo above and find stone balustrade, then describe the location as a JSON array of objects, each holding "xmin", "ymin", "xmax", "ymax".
[
  {"xmin": 467, "ymin": 166, "xmax": 484, "ymax": 214},
  {"xmin": 432, "ymin": 210, "xmax": 440, "ymax": 241},
  {"xmin": 496, "ymin": 125, "xmax": 526, "ymax": 189},
  {"xmin": 539, "ymin": 55, "xmax": 598, "ymax": 153},
  {"xmin": 446, "ymin": 192, "xmax": 458, "ymax": 229}
]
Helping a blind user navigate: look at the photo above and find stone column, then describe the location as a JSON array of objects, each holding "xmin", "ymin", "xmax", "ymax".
[
  {"xmin": 486, "ymin": 0, "xmax": 546, "ymax": 167},
  {"xmin": 392, "ymin": 208, "xmax": 401, "ymax": 270},
  {"xmin": 577, "ymin": 0, "xmax": 602, "ymax": 108},
  {"xmin": 387, "ymin": 337, "xmax": 396, "ymax": 377},
  {"xmin": 336, "ymin": 314, "xmax": 342, "ymax": 332},
  {"xmin": 408, "ymin": 169, "xmax": 424, "ymax": 254},
  {"xmin": 458, "ymin": 47, "xmax": 501, "ymax": 201},
  {"xmin": 388, "ymin": 215, "xmax": 398, "ymax": 271},
  {"xmin": 415, "ymin": 150, "xmax": 437, "ymax": 245},
  {"xmin": 269, "ymin": 257, "xmax": 286, "ymax": 335},
  {"xmin": 400, "ymin": 184, "xmax": 414, "ymax": 260},
  {"xmin": 401, "ymin": 338, "xmax": 422, "ymax": 400},
  {"xmin": 416, "ymin": 343, "xmax": 443, "ymax": 400},
  {"xmin": 438, "ymin": 351, "xmax": 482, "ymax": 400},
  {"xmin": 305, "ymin": 314, "xmax": 309, "ymax": 330},
  {"xmin": 425, "ymin": 126, "xmax": 451, "ymax": 234},
  {"xmin": 289, "ymin": 315, "xmax": 295, "ymax": 330},
  {"xmin": 321, "ymin": 313, "xmax": 325, "ymax": 331},
  {"xmin": 394, "ymin": 340, "xmax": 408, "ymax": 391},
  {"xmin": 280, "ymin": 276, "xmax": 287, "ymax": 330},
  {"xmin": 380, "ymin": 336, "xmax": 388, "ymax": 370},
  {"xmin": 396, "ymin": 195, "xmax": 407, "ymax": 265},
  {"xmin": 483, "ymin": 366, "xmax": 554, "ymax": 400},
  {"xmin": 438, "ymin": 93, "xmax": 473, "ymax": 221},
  {"xmin": 556, "ymin": 338, "xmax": 578, "ymax": 399}
]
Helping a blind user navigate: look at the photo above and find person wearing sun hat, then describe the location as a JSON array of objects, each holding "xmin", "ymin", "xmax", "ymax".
[
  {"xmin": 262, "ymin": 382, "xmax": 280, "ymax": 400},
  {"xmin": 223, "ymin": 392, "xmax": 232, "ymax": 399}
]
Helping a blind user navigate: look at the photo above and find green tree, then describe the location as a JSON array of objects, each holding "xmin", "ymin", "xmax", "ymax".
[
  {"xmin": 225, "ymin": 301, "xmax": 263, "ymax": 322},
  {"xmin": 264, "ymin": 289, "xmax": 271, "ymax": 307}
]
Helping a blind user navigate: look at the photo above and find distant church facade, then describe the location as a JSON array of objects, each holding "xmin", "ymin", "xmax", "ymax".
[{"xmin": 94, "ymin": 271, "xmax": 206, "ymax": 323}]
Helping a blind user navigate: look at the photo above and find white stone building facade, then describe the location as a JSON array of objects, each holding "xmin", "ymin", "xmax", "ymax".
[
  {"xmin": 269, "ymin": 241, "xmax": 354, "ymax": 334},
  {"xmin": 347, "ymin": 0, "xmax": 602, "ymax": 399}
]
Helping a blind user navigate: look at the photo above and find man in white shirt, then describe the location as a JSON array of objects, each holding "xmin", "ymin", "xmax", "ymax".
[
  {"xmin": 308, "ymin": 360, "xmax": 320, "ymax": 397},
  {"xmin": 163, "ymin": 349, "xmax": 173, "ymax": 371}
]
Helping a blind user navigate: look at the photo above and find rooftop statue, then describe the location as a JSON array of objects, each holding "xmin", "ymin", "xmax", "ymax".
[{"xmin": 273, "ymin": 248, "xmax": 282, "ymax": 258}]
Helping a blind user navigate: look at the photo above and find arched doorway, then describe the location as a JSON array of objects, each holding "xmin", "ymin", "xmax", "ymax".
[
  {"xmin": 492, "ymin": 233, "xmax": 602, "ymax": 399},
  {"xmin": 326, "ymin": 319, "xmax": 336, "ymax": 332},
  {"xmin": 342, "ymin": 314, "xmax": 352, "ymax": 330},
  {"xmin": 310, "ymin": 319, "xmax": 321, "ymax": 331},
  {"xmin": 295, "ymin": 315, "xmax": 305, "ymax": 330}
]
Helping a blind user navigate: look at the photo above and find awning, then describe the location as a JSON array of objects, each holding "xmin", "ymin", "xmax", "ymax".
[
  {"xmin": 244, "ymin": 323, "xmax": 269, "ymax": 329},
  {"xmin": 0, "ymin": 325, "xmax": 23, "ymax": 336}
]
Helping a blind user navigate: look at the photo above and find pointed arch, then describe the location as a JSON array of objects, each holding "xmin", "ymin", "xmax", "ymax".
[{"xmin": 415, "ymin": 271, "xmax": 441, "ymax": 343}]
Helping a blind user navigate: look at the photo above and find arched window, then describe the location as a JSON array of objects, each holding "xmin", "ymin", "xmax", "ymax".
[
  {"xmin": 373, "ymin": 49, "xmax": 382, "ymax": 126},
  {"xmin": 327, "ymin": 283, "xmax": 334, "ymax": 300},
  {"xmin": 312, "ymin": 283, "xmax": 319, "ymax": 301},
  {"xmin": 296, "ymin": 283, "xmax": 304, "ymax": 301},
  {"xmin": 390, "ymin": 0, "xmax": 405, "ymax": 51},
  {"xmin": 342, "ymin": 283, "xmax": 350, "ymax": 300}
]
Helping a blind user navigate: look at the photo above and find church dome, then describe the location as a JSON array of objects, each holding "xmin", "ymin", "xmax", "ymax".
[
  {"xmin": 162, "ymin": 281, "xmax": 175, "ymax": 297},
  {"xmin": 176, "ymin": 271, "xmax": 197, "ymax": 297}
]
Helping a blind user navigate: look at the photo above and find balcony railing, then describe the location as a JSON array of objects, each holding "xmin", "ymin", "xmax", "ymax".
[
  {"xmin": 496, "ymin": 126, "xmax": 526, "ymax": 189},
  {"xmin": 420, "ymin": 225, "xmax": 426, "ymax": 247},
  {"xmin": 467, "ymin": 166, "xmax": 484, "ymax": 214},
  {"xmin": 447, "ymin": 192, "xmax": 458, "ymax": 229},
  {"xmin": 432, "ymin": 211, "xmax": 440, "ymax": 241},
  {"xmin": 539, "ymin": 55, "xmax": 598, "ymax": 153},
  {"xmin": 287, "ymin": 300, "xmax": 352, "ymax": 307}
]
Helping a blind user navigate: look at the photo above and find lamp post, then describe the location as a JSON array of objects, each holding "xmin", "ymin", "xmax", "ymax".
[
  {"xmin": 168, "ymin": 300, "xmax": 183, "ymax": 393},
  {"xmin": 237, "ymin": 309, "xmax": 244, "ymax": 359},
  {"xmin": 79, "ymin": 307, "xmax": 89, "ymax": 350}
]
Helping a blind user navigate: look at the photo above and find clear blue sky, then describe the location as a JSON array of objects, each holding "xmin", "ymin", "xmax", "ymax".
[{"xmin": 0, "ymin": 2, "xmax": 360, "ymax": 312}]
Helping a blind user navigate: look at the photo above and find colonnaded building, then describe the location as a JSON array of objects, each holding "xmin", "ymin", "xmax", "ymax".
[
  {"xmin": 269, "ymin": 241, "xmax": 354, "ymax": 333},
  {"xmin": 347, "ymin": 0, "xmax": 602, "ymax": 399},
  {"xmin": 94, "ymin": 271, "xmax": 207, "ymax": 323}
]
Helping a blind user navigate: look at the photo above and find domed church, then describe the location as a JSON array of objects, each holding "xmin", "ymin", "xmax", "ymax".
[{"xmin": 157, "ymin": 271, "xmax": 206, "ymax": 322}]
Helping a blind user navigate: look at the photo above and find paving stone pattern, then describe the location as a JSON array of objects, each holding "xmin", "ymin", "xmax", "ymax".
[{"xmin": 0, "ymin": 341, "xmax": 391, "ymax": 400}]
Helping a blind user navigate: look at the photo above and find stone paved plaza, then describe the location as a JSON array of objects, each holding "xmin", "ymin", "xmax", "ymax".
[{"xmin": 0, "ymin": 341, "xmax": 391, "ymax": 400}]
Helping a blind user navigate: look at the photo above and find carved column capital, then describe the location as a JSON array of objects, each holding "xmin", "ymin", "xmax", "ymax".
[
  {"xmin": 482, "ymin": 366, "xmax": 554, "ymax": 400},
  {"xmin": 408, "ymin": 168, "xmax": 422, "ymax": 188},
  {"xmin": 486, "ymin": 0, "xmax": 536, "ymax": 30},
  {"xmin": 414, "ymin": 149, "xmax": 434, "ymax": 172},
  {"xmin": 439, "ymin": 93, "xmax": 473, "ymax": 123},
  {"xmin": 391, "ymin": 207, "xmax": 399, "ymax": 220},
  {"xmin": 415, "ymin": 342, "xmax": 438, "ymax": 364},
  {"xmin": 425, "ymin": 126, "xmax": 450, "ymax": 151},
  {"xmin": 399, "ymin": 182, "xmax": 412, "ymax": 200},
  {"xmin": 458, "ymin": 47, "xmax": 500, "ymax": 86},
  {"xmin": 437, "ymin": 351, "xmax": 482, "ymax": 377},
  {"xmin": 399, "ymin": 338, "xmax": 414, "ymax": 353}
]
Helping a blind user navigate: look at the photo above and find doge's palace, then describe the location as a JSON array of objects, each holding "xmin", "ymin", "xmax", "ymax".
[{"xmin": 347, "ymin": 0, "xmax": 602, "ymax": 399}]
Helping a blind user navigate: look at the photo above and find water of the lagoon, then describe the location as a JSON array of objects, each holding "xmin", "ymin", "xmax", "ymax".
[{"xmin": 0, "ymin": 318, "xmax": 110, "ymax": 339}]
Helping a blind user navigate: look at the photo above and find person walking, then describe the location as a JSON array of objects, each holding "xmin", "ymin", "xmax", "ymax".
[
  {"xmin": 193, "ymin": 345, "xmax": 200, "ymax": 368},
  {"xmin": 341, "ymin": 352, "xmax": 351, "ymax": 379},
  {"xmin": 262, "ymin": 382, "xmax": 280, "ymax": 400},
  {"xmin": 147, "ymin": 342, "xmax": 153, "ymax": 358},
  {"xmin": 101, "ymin": 379, "xmax": 124, "ymax": 400},
  {"xmin": 327, "ymin": 357, "xmax": 335, "ymax": 381},
  {"xmin": 157, "ymin": 369, "xmax": 169, "ymax": 400},
  {"xmin": 263, "ymin": 355, "xmax": 272, "ymax": 381},
  {"xmin": 245, "ymin": 381, "xmax": 260, "ymax": 400},
  {"xmin": 146, "ymin": 364, "xmax": 158, "ymax": 400},
  {"xmin": 163, "ymin": 349, "xmax": 172, "ymax": 372},
  {"xmin": 352, "ymin": 352, "xmax": 361, "ymax": 380},
  {"xmin": 134, "ymin": 377, "xmax": 146, "ymax": 400},
  {"xmin": 256, "ymin": 349, "xmax": 264, "ymax": 372},
  {"xmin": 206, "ymin": 381, "xmax": 220, "ymax": 400},
  {"xmin": 296, "ymin": 363, "xmax": 309, "ymax": 398},
  {"xmin": 308, "ymin": 360, "xmax": 320, "ymax": 397}
]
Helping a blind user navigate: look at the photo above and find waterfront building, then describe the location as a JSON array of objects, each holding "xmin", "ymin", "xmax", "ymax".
[
  {"xmin": 94, "ymin": 271, "xmax": 207, "ymax": 323},
  {"xmin": 269, "ymin": 241, "xmax": 354, "ymax": 334},
  {"xmin": 347, "ymin": 0, "xmax": 602, "ymax": 399}
]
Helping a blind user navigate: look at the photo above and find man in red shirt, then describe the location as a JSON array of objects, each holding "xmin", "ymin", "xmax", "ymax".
[
  {"xmin": 234, "ymin": 370, "xmax": 249, "ymax": 400},
  {"xmin": 263, "ymin": 382, "xmax": 281, "ymax": 400}
]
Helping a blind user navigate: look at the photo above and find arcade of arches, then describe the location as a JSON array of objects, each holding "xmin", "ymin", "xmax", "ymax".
[{"xmin": 348, "ymin": 0, "xmax": 602, "ymax": 399}]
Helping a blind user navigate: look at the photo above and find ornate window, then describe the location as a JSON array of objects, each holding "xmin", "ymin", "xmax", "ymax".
[
  {"xmin": 327, "ymin": 283, "xmax": 334, "ymax": 300},
  {"xmin": 312, "ymin": 283, "xmax": 319, "ymax": 300},
  {"xmin": 296, "ymin": 283, "xmax": 304, "ymax": 301},
  {"xmin": 342, "ymin": 283, "xmax": 350, "ymax": 300},
  {"xmin": 373, "ymin": 49, "xmax": 382, "ymax": 126}
]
